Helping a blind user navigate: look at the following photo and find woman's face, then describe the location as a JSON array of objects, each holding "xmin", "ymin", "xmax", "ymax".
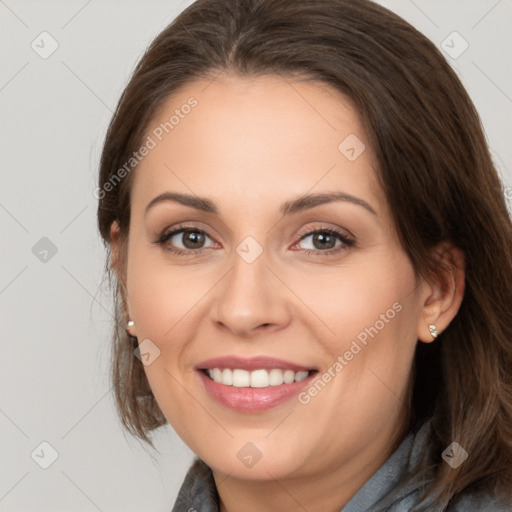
[{"xmin": 116, "ymin": 74, "xmax": 432, "ymax": 482}]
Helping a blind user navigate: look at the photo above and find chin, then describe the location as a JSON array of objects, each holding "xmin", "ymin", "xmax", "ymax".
[{"xmin": 197, "ymin": 439, "xmax": 310, "ymax": 482}]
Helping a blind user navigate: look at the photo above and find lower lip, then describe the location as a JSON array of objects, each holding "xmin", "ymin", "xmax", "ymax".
[{"xmin": 197, "ymin": 370, "xmax": 316, "ymax": 412}]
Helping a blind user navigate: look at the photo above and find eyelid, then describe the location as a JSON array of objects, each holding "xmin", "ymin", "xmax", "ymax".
[
  {"xmin": 154, "ymin": 221, "xmax": 217, "ymax": 242},
  {"xmin": 155, "ymin": 223, "xmax": 218, "ymax": 249},
  {"xmin": 295, "ymin": 223, "xmax": 354, "ymax": 241}
]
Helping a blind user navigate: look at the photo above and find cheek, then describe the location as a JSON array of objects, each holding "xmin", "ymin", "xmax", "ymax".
[
  {"xmin": 125, "ymin": 243, "xmax": 208, "ymax": 341},
  {"xmin": 126, "ymin": 241, "xmax": 419, "ymax": 359},
  {"xmin": 125, "ymin": 250, "xmax": 209, "ymax": 431},
  {"xmin": 320, "ymin": 256, "xmax": 419, "ymax": 394},
  {"xmin": 291, "ymin": 255, "xmax": 418, "ymax": 348},
  {"xmin": 298, "ymin": 254, "xmax": 420, "ymax": 407}
]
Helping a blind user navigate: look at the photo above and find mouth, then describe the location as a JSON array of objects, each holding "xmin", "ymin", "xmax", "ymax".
[{"xmin": 195, "ymin": 356, "xmax": 318, "ymax": 412}]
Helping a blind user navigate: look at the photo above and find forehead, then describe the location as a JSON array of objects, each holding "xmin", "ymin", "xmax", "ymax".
[{"xmin": 130, "ymin": 73, "xmax": 385, "ymax": 220}]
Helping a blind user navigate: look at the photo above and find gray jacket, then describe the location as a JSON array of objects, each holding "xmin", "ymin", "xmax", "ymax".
[{"xmin": 171, "ymin": 419, "xmax": 512, "ymax": 511}]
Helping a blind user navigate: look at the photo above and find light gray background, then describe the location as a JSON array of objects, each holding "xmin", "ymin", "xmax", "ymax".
[{"xmin": 1, "ymin": 1, "xmax": 511, "ymax": 511}]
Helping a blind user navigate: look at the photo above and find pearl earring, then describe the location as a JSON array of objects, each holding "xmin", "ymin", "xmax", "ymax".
[
  {"xmin": 428, "ymin": 324, "xmax": 438, "ymax": 339},
  {"xmin": 125, "ymin": 320, "xmax": 138, "ymax": 348}
]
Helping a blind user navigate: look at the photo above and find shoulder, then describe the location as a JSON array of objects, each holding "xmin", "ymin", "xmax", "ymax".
[
  {"xmin": 171, "ymin": 458, "xmax": 219, "ymax": 512},
  {"xmin": 449, "ymin": 487, "xmax": 512, "ymax": 511},
  {"xmin": 406, "ymin": 420, "xmax": 512, "ymax": 511}
]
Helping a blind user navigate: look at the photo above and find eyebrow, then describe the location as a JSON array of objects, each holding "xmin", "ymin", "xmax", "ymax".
[{"xmin": 144, "ymin": 191, "xmax": 377, "ymax": 217}]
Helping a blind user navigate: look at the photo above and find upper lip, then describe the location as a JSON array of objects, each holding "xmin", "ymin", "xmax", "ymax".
[{"xmin": 195, "ymin": 356, "xmax": 317, "ymax": 372}]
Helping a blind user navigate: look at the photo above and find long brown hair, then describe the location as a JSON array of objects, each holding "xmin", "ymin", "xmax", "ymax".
[{"xmin": 96, "ymin": 0, "xmax": 512, "ymax": 509}]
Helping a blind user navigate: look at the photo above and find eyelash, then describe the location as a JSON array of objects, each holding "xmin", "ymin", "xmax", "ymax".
[{"xmin": 153, "ymin": 223, "xmax": 355, "ymax": 258}]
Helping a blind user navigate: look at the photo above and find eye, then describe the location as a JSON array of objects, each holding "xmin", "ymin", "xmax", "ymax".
[
  {"xmin": 293, "ymin": 227, "xmax": 354, "ymax": 256},
  {"xmin": 153, "ymin": 224, "xmax": 355, "ymax": 258},
  {"xmin": 154, "ymin": 225, "xmax": 217, "ymax": 256}
]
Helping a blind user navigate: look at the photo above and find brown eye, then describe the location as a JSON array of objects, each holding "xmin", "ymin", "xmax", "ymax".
[
  {"xmin": 178, "ymin": 230, "xmax": 206, "ymax": 249},
  {"xmin": 156, "ymin": 226, "xmax": 217, "ymax": 255},
  {"xmin": 310, "ymin": 232, "xmax": 337, "ymax": 250},
  {"xmin": 296, "ymin": 228, "xmax": 354, "ymax": 254}
]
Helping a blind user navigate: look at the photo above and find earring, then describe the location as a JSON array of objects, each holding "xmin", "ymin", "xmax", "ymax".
[
  {"xmin": 125, "ymin": 320, "xmax": 138, "ymax": 348},
  {"xmin": 428, "ymin": 324, "xmax": 438, "ymax": 339}
]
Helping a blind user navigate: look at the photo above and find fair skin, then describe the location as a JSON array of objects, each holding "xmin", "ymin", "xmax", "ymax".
[{"xmin": 111, "ymin": 74, "xmax": 464, "ymax": 512}]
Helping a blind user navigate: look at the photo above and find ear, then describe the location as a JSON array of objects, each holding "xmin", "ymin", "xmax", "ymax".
[
  {"xmin": 110, "ymin": 220, "xmax": 122, "ymax": 279},
  {"xmin": 417, "ymin": 242, "xmax": 465, "ymax": 343},
  {"xmin": 109, "ymin": 221, "xmax": 136, "ymax": 337}
]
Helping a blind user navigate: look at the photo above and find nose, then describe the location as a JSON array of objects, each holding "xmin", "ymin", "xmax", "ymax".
[{"xmin": 211, "ymin": 249, "xmax": 292, "ymax": 338}]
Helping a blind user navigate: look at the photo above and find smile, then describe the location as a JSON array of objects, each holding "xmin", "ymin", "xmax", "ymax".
[{"xmin": 196, "ymin": 356, "xmax": 318, "ymax": 412}]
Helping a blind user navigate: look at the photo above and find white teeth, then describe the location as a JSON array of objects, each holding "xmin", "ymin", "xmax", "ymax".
[
  {"xmin": 294, "ymin": 371, "xmax": 309, "ymax": 382},
  {"xmin": 232, "ymin": 369, "xmax": 250, "ymax": 387},
  {"xmin": 283, "ymin": 370, "xmax": 295, "ymax": 384},
  {"xmin": 206, "ymin": 368, "xmax": 311, "ymax": 388},
  {"xmin": 221, "ymin": 368, "xmax": 233, "ymax": 385},
  {"xmin": 269, "ymin": 368, "xmax": 284, "ymax": 386},
  {"xmin": 250, "ymin": 369, "xmax": 269, "ymax": 388}
]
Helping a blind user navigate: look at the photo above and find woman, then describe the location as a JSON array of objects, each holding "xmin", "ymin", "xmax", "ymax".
[{"xmin": 96, "ymin": 0, "xmax": 512, "ymax": 510}]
